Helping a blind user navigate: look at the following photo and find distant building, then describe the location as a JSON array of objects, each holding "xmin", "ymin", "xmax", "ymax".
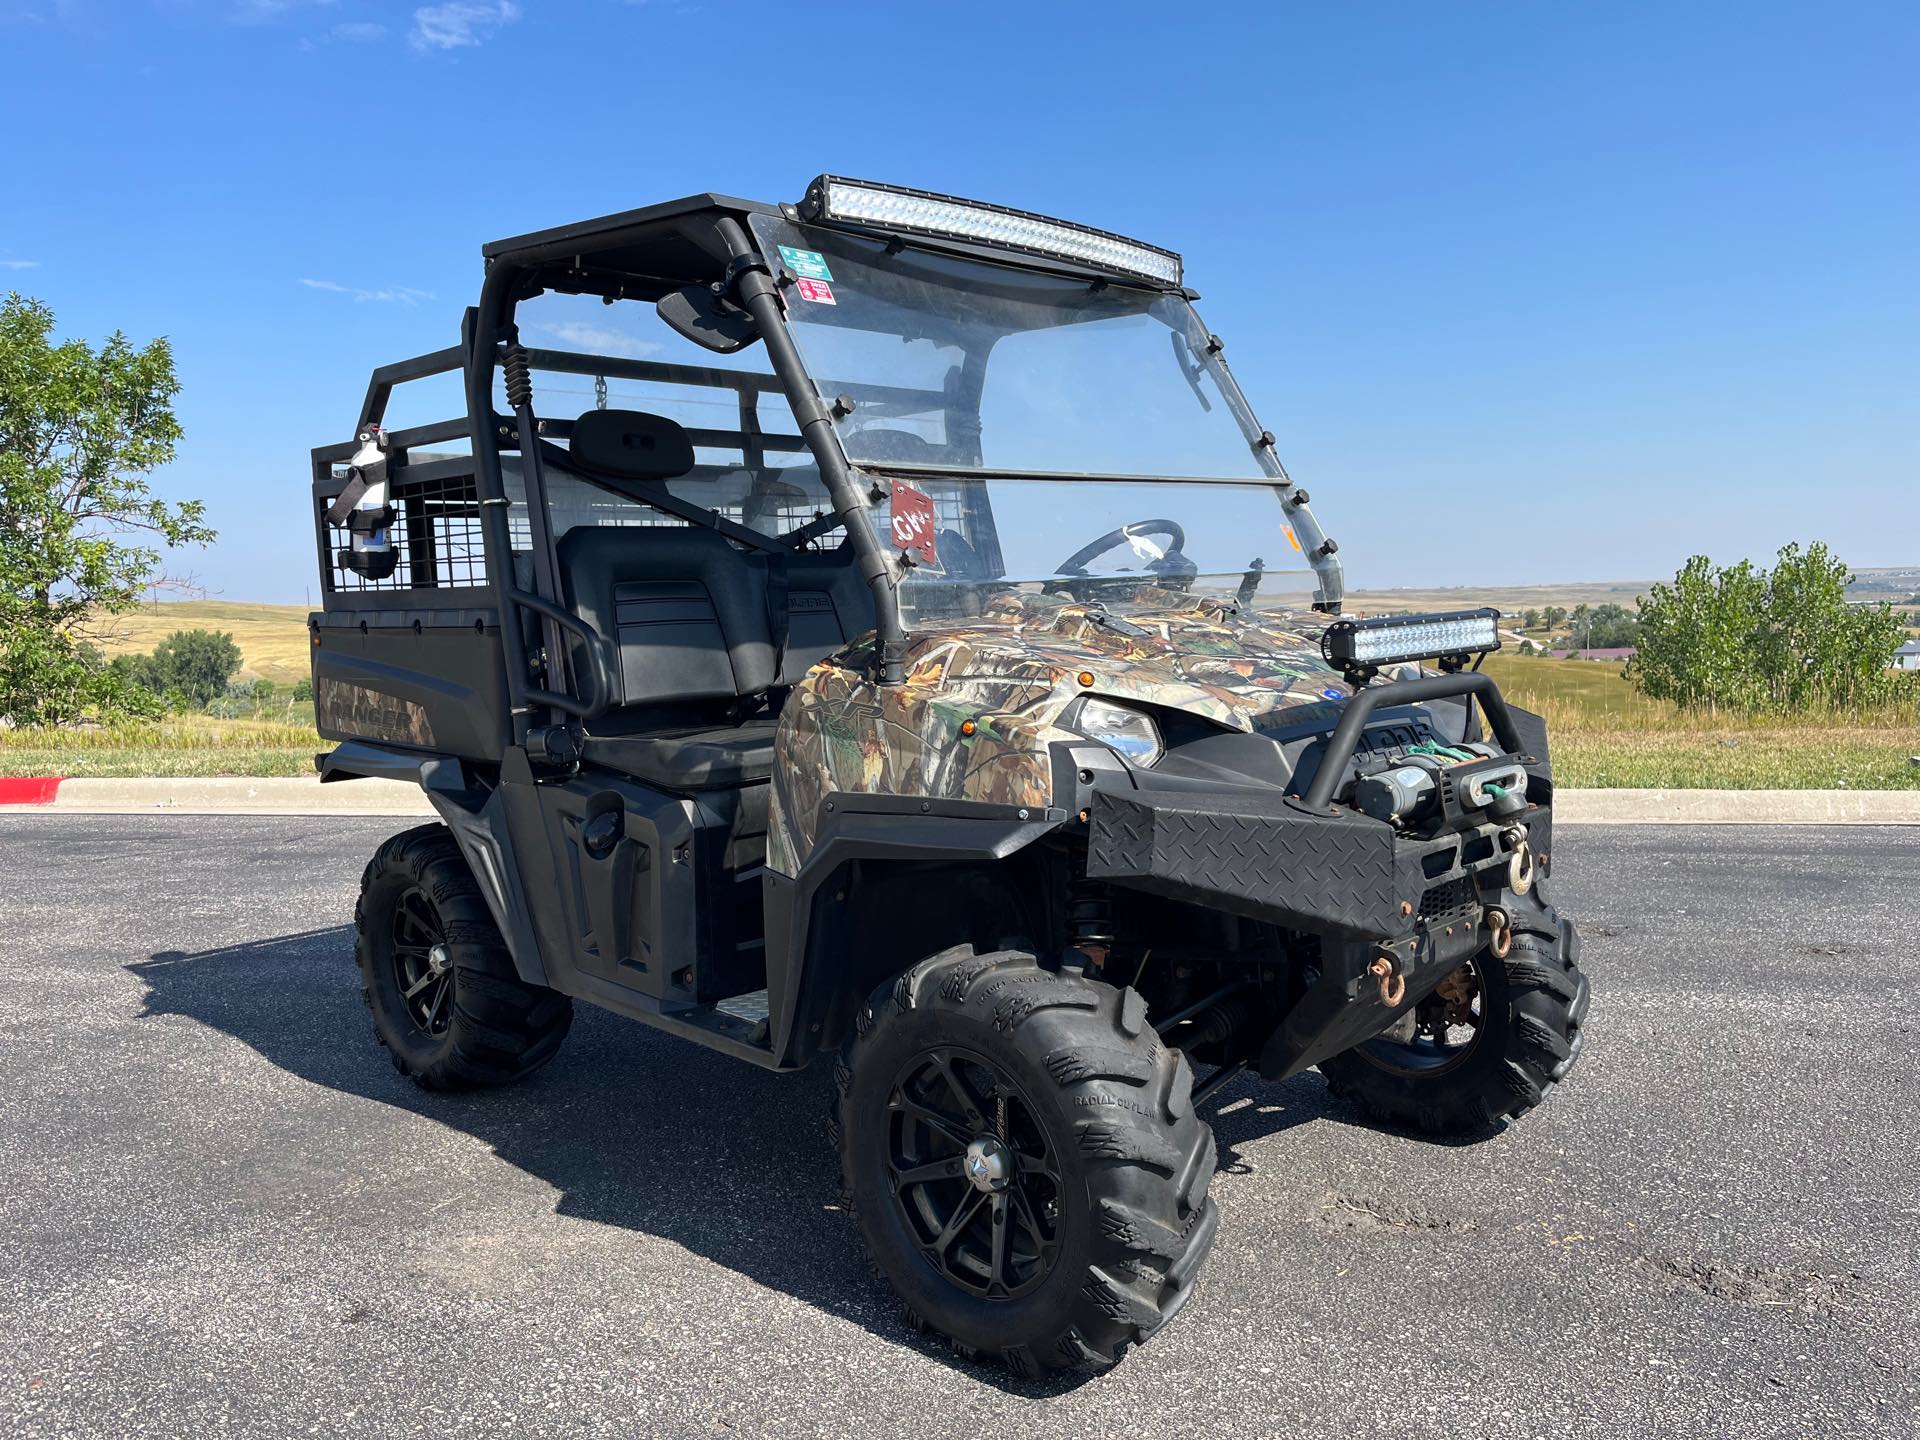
[
  {"xmin": 1544, "ymin": 647, "xmax": 1638, "ymax": 662},
  {"xmin": 1896, "ymin": 640, "xmax": 1920, "ymax": 672}
]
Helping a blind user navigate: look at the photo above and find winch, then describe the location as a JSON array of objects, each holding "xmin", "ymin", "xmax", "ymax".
[{"xmin": 1349, "ymin": 738, "xmax": 1531, "ymax": 829}]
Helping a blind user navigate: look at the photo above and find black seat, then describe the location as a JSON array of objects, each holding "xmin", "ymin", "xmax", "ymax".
[
  {"xmin": 546, "ymin": 408, "xmax": 877, "ymax": 793},
  {"xmin": 558, "ymin": 524, "xmax": 778, "ymax": 790}
]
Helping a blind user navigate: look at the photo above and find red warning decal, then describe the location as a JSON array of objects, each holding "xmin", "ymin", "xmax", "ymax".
[
  {"xmin": 889, "ymin": 480, "xmax": 939, "ymax": 565},
  {"xmin": 794, "ymin": 277, "xmax": 836, "ymax": 305}
]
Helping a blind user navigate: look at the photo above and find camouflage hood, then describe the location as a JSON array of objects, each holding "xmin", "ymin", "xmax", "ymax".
[
  {"xmin": 768, "ymin": 589, "xmax": 1351, "ymax": 877},
  {"xmin": 888, "ymin": 590, "xmax": 1353, "ymax": 733}
]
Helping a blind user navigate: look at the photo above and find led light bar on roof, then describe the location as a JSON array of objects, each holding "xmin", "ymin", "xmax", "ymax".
[
  {"xmin": 1321, "ymin": 608, "xmax": 1502, "ymax": 678},
  {"xmin": 801, "ymin": 176, "xmax": 1184, "ymax": 288}
]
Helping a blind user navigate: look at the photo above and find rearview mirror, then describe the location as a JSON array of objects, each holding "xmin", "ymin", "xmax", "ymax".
[{"xmin": 657, "ymin": 285, "xmax": 759, "ymax": 354}]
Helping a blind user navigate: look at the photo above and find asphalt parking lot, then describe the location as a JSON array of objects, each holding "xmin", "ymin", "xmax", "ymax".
[{"xmin": 1, "ymin": 817, "xmax": 1915, "ymax": 1439}]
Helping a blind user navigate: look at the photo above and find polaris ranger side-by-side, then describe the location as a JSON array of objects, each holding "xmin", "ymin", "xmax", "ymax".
[{"xmin": 309, "ymin": 176, "xmax": 1589, "ymax": 1374}]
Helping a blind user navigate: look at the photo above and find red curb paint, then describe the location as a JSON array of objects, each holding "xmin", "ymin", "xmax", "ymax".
[{"xmin": 0, "ymin": 777, "xmax": 62, "ymax": 806}]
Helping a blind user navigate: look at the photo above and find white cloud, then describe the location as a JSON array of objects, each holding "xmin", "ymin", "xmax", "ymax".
[
  {"xmin": 330, "ymin": 19, "xmax": 383, "ymax": 39},
  {"xmin": 1, "ymin": 259, "xmax": 41, "ymax": 270},
  {"xmin": 408, "ymin": 0, "xmax": 518, "ymax": 51},
  {"xmin": 300, "ymin": 277, "xmax": 436, "ymax": 305},
  {"xmin": 534, "ymin": 321, "xmax": 663, "ymax": 359}
]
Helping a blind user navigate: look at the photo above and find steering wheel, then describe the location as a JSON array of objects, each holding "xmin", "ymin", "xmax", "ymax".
[{"xmin": 1056, "ymin": 518, "xmax": 1189, "ymax": 577}]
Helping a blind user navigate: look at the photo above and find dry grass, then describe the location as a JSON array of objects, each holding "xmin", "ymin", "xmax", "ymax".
[{"xmin": 0, "ymin": 714, "xmax": 321, "ymax": 778}]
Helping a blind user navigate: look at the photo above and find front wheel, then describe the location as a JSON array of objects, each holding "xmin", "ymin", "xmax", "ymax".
[
  {"xmin": 1320, "ymin": 915, "xmax": 1589, "ymax": 1134},
  {"xmin": 832, "ymin": 947, "xmax": 1219, "ymax": 1375}
]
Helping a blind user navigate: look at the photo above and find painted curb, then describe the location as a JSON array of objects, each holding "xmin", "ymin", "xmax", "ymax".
[
  {"xmin": 12, "ymin": 776, "xmax": 434, "ymax": 816},
  {"xmin": 1551, "ymin": 788, "xmax": 1920, "ymax": 825},
  {"xmin": 1, "ymin": 777, "xmax": 1916, "ymax": 824},
  {"xmin": 0, "ymin": 776, "xmax": 62, "ymax": 806}
]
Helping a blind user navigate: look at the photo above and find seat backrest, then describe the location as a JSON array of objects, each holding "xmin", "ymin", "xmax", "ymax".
[
  {"xmin": 559, "ymin": 525, "xmax": 774, "ymax": 712},
  {"xmin": 775, "ymin": 545, "xmax": 878, "ymax": 684}
]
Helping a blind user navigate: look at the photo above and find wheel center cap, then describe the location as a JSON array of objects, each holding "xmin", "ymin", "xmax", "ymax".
[
  {"xmin": 963, "ymin": 1135, "xmax": 1012, "ymax": 1193},
  {"xmin": 427, "ymin": 943, "xmax": 451, "ymax": 976}
]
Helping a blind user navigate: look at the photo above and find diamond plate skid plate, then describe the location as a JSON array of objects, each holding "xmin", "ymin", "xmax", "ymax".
[{"xmin": 1086, "ymin": 788, "xmax": 1411, "ymax": 939}]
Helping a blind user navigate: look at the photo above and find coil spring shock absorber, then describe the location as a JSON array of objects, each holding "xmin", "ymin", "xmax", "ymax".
[
  {"xmin": 502, "ymin": 343, "xmax": 534, "ymax": 412},
  {"xmin": 1066, "ymin": 853, "xmax": 1115, "ymax": 970}
]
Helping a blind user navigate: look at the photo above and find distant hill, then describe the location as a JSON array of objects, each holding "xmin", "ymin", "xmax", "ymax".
[
  {"xmin": 1846, "ymin": 565, "xmax": 1920, "ymax": 599},
  {"xmin": 1346, "ymin": 579, "xmax": 1652, "ymax": 614},
  {"xmin": 95, "ymin": 600, "xmax": 314, "ymax": 684},
  {"xmin": 1355, "ymin": 566, "xmax": 1919, "ymax": 614}
]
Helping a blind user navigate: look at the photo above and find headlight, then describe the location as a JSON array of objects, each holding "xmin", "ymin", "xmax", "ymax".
[{"xmin": 1075, "ymin": 698, "xmax": 1163, "ymax": 767}]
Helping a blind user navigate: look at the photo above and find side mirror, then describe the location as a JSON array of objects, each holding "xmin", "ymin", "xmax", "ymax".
[{"xmin": 656, "ymin": 284, "xmax": 759, "ymax": 354}]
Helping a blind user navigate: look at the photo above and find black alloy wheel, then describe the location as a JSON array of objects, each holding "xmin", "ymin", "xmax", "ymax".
[
  {"xmin": 1352, "ymin": 957, "xmax": 1485, "ymax": 1078},
  {"xmin": 887, "ymin": 1048, "xmax": 1063, "ymax": 1300},
  {"xmin": 389, "ymin": 886, "xmax": 454, "ymax": 1036}
]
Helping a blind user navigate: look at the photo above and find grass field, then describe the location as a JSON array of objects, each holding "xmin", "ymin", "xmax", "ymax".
[
  {"xmin": 10, "ymin": 601, "xmax": 1917, "ymax": 787},
  {"xmin": 1480, "ymin": 655, "xmax": 1920, "ymax": 789}
]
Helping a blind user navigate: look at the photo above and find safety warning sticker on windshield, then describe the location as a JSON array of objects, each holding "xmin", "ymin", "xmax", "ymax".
[
  {"xmin": 777, "ymin": 246, "xmax": 834, "ymax": 281},
  {"xmin": 888, "ymin": 480, "xmax": 939, "ymax": 565},
  {"xmin": 793, "ymin": 277, "xmax": 836, "ymax": 305}
]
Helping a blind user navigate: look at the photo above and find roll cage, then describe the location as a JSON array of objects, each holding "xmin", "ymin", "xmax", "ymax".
[{"xmin": 309, "ymin": 184, "xmax": 1344, "ymax": 752}]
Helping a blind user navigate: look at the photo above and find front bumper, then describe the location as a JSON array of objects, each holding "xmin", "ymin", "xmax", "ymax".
[
  {"xmin": 1085, "ymin": 784, "xmax": 1559, "ymax": 1077},
  {"xmin": 1085, "ymin": 785, "xmax": 1550, "ymax": 942}
]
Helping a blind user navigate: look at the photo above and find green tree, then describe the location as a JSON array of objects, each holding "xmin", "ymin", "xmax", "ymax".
[
  {"xmin": 0, "ymin": 294, "xmax": 213, "ymax": 723},
  {"xmin": 1543, "ymin": 605, "xmax": 1567, "ymax": 633},
  {"xmin": 291, "ymin": 677, "xmax": 314, "ymax": 702},
  {"xmin": 1568, "ymin": 603, "xmax": 1592, "ymax": 647},
  {"xmin": 140, "ymin": 629, "xmax": 240, "ymax": 708},
  {"xmin": 1581, "ymin": 603, "xmax": 1640, "ymax": 649},
  {"xmin": 1630, "ymin": 544, "xmax": 1904, "ymax": 712},
  {"xmin": 1521, "ymin": 608, "xmax": 1541, "ymax": 630}
]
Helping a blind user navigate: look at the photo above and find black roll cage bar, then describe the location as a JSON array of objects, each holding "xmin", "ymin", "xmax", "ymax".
[{"xmin": 454, "ymin": 211, "xmax": 912, "ymax": 747}]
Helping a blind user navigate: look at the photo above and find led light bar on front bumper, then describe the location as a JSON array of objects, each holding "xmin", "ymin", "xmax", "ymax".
[
  {"xmin": 1321, "ymin": 608, "xmax": 1502, "ymax": 680},
  {"xmin": 799, "ymin": 175, "xmax": 1184, "ymax": 288}
]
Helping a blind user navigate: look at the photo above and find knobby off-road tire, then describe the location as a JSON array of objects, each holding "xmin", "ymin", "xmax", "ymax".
[
  {"xmin": 832, "ymin": 946, "xmax": 1220, "ymax": 1375},
  {"xmin": 1321, "ymin": 910, "xmax": 1589, "ymax": 1135},
  {"xmin": 356, "ymin": 823, "xmax": 571, "ymax": 1090}
]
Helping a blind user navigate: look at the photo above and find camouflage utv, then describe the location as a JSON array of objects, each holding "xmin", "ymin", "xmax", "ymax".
[{"xmin": 310, "ymin": 176, "xmax": 1589, "ymax": 1374}]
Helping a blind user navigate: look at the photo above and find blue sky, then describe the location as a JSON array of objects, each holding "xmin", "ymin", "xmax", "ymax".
[{"xmin": 2, "ymin": 0, "xmax": 1913, "ymax": 603}]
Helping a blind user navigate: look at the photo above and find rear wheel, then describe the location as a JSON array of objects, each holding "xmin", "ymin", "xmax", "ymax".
[
  {"xmin": 832, "ymin": 946, "xmax": 1219, "ymax": 1375},
  {"xmin": 356, "ymin": 823, "xmax": 572, "ymax": 1090},
  {"xmin": 1320, "ymin": 916, "xmax": 1588, "ymax": 1134}
]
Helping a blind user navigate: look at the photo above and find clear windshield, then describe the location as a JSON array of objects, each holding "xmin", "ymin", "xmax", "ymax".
[
  {"xmin": 872, "ymin": 474, "xmax": 1319, "ymax": 627},
  {"xmin": 749, "ymin": 215, "xmax": 1272, "ymax": 479}
]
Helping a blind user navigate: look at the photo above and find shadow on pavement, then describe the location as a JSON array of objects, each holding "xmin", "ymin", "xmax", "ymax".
[{"xmin": 130, "ymin": 927, "xmax": 1119, "ymax": 1397}]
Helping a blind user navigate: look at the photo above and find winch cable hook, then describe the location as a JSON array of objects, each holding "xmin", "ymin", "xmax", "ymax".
[{"xmin": 1503, "ymin": 823, "xmax": 1536, "ymax": 896}]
